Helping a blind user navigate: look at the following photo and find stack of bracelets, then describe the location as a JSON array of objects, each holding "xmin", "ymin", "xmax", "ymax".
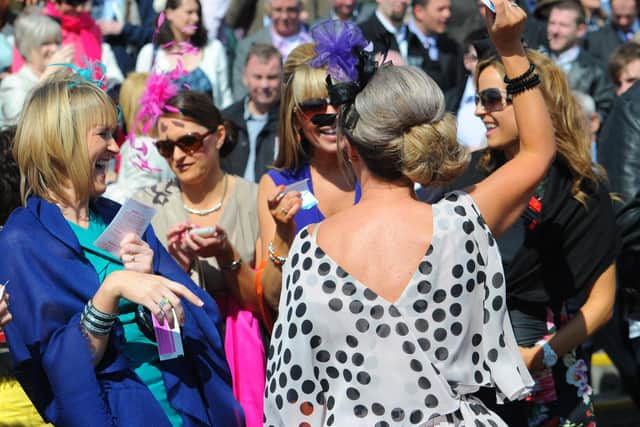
[
  {"xmin": 504, "ymin": 62, "xmax": 540, "ymax": 96},
  {"xmin": 268, "ymin": 241, "xmax": 286, "ymax": 267},
  {"xmin": 81, "ymin": 299, "xmax": 117, "ymax": 336}
]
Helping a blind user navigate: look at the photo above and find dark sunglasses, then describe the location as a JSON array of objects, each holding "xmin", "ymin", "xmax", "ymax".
[
  {"xmin": 474, "ymin": 88, "xmax": 512, "ymax": 111},
  {"xmin": 297, "ymin": 98, "xmax": 333, "ymax": 118},
  {"xmin": 155, "ymin": 130, "xmax": 215, "ymax": 158}
]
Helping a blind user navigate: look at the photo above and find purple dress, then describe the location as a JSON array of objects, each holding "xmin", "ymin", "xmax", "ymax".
[{"xmin": 267, "ymin": 163, "xmax": 362, "ymax": 234}]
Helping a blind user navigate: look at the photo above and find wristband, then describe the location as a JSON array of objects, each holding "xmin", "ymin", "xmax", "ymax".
[{"xmin": 535, "ymin": 339, "xmax": 558, "ymax": 368}]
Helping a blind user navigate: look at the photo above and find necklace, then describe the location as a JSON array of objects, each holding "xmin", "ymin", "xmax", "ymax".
[{"xmin": 183, "ymin": 174, "xmax": 228, "ymax": 216}]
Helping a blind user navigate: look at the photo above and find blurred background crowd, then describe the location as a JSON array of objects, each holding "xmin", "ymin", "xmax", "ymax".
[{"xmin": 1, "ymin": 0, "xmax": 640, "ymax": 425}]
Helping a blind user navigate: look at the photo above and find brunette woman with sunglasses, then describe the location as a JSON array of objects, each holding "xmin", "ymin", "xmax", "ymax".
[
  {"xmin": 469, "ymin": 49, "xmax": 618, "ymax": 426},
  {"xmin": 134, "ymin": 90, "xmax": 282, "ymax": 427}
]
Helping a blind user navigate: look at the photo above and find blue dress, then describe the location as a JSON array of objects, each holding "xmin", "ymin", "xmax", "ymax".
[
  {"xmin": 268, "ymin": 163, "xmax": 362, "ymax": 234},
  {"xmin": 176, "ymin": 68, "xmax": 213, "ymax": 98}
]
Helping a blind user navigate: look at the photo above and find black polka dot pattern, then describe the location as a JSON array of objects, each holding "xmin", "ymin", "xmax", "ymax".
[{"xmin": 265, "ymin": 194, "xmax": 533, "ymax": 426}]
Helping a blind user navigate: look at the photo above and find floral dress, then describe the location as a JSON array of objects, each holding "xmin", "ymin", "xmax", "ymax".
[{"xmin": 264, "ymin": 192, "xmax": 535, "ymax": 426}]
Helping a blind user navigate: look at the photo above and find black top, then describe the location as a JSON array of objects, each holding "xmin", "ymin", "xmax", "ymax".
[{"xmin": 450, "ymin": 151, "xmax": 620, "ymax": 315}]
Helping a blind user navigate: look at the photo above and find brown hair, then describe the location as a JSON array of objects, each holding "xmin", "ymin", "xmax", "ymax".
[
  {"xmin": 163, "ymin": 91, "xmax": 237, "ymax": 157},
  {"xmin": 608, "ymin": 42, "xmax": 640, "ymax": 86},
  {"xmin": 245, "ymin": 43, "xmax": 283, "ymax": 67},
  {"xmin": 475, "ymin": 49, "xmax": 605, "ymax": 203},
  {"xmin": 155, "ymin": 0, "xmax": 208, "ymax": 48}
]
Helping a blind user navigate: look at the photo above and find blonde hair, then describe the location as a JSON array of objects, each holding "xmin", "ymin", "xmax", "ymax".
[
  {"xmin": 120, "ymin": 72, "xmax": 149, "ymax": 137},
  {"xmin": 14, "ymin": 70, "xmax": 118, "ymax": 205},
  {"xmin": 475, "ymin": 49, "xmax": 605, "ymax": 204},
  {"xmin": 273, "ymin": 42, "xmax": 329, "ymax": 171},
  {"xmin": 344, "ymin": 65, "xmax": 468, "ymax": 185}
]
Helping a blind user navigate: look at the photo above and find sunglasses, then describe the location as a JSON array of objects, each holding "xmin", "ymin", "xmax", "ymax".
[
  {"xmin": 297, "ymin": 98, "xmax": 333, "ymax": 118},
  {"xmin": 155, "ymin": 130, "xmax": 215, "ymax": 158},
  {"xmin": 474, "ymin": 88, "xmax": 512, "ymax": 111}
]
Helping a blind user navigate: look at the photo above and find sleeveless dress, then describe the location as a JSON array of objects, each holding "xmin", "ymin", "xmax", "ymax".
[
  {"xmin": 264, "ymin": 191, "xmax": 534, "ymax": 426},
  {"xmin": 268, "ymin": 163, "xmax": 362, "ymax": 234}
]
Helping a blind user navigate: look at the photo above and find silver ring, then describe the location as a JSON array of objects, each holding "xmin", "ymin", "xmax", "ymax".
[
  {"xmin": 158, "ymin": 297, "xmax": 170, "ymax": 311},
  {"xmin": 509, "ymin": 1, "xmax": 519, "ymax": 6}
]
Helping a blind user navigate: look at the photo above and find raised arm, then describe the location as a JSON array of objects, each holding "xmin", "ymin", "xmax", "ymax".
[{"xmin": 468, "ymin": 0, "xmax": 556, "ymax": 236}]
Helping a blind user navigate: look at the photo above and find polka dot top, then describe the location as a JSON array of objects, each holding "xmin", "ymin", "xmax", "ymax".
[{"xmin": 264, "ymin": 191, "xmax": 534, "ymax": 426}]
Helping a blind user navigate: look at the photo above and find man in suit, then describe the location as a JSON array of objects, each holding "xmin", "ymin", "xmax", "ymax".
[
  {"xmin": 232, "ymin": 0, "xmax": 311, "ymax": 100},
  {"xmin": 222, "ymin": 44, "xmax": 282, "ymax": 182},
  {"xmin": 547, "ymin": 0, "xmax": 614, "ymax": 119},
  {"xmin": 585, "ymin": 0, "xmax": 639, "ymax": 62},
  {"xmin": 359, "ymin": 0, "xmax": 413, "ymax": 59},
  {"xmin": 358, "ymin": 0, "xmax": 460, "ymax": 91},
  {"xmin": 408, "ymin": 0, "xmax": 463, "ymax": 91},
  {"xmin": 314, "ymin": 0, "xmax": 376, "ymax": 24}
]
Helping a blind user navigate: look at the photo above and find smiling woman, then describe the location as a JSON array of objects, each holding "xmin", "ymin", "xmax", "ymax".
[
  {"xmin": 0, "ymin": 70, "xmax": 244, "ymax": 426},
  {"xmin": 257, "ymin": 22, "xmax": 367, "ymax": 312}
]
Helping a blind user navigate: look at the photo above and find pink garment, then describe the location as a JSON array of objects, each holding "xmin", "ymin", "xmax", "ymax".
[
  {"xmin": 12, "ymin": 2, "xmax": 102, "ymax": 72},
  {"xmin": 217, "ymin": 295, "xmax": 266, "ymax": 427}
]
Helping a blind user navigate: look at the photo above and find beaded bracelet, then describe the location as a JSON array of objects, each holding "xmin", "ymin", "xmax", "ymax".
[
  {"xmin": 506, "ymin": 73, "xmax": 541, "ymax": 96},
  {"xmin": 504, "ymin": 62, "xmax": 535, "ymax": 84},
  {"xmin": 268, "ymin": 241, "xmax": 287, "ymax": 267},
  {"xmin": 81, "ymin": 299, "xmax": 117, "ymax": 336}
]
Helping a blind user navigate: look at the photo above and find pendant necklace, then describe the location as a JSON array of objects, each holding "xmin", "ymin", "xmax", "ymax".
[{"xmin": 183, "ymin": 174, "xmax": 228, "ymax": 216}]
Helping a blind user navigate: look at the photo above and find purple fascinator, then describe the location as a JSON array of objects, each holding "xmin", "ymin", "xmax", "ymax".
[{"xmin": 310, "ymin": 20, "xmax": 368, "ymax": 82}]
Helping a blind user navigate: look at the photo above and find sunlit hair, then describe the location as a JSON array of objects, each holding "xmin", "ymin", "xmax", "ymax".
[
  {"xmin": 475, "ymin": 49, "xmax": 605, "ymax": 204},
  {"xmin": 342, "ymin": 65, "xmax": 468, "ymax": 185},
  {"xmin": 120, "ymin": 72, "xmax": 149, "ymax": 136},
  {"xmin": 273, "ymin": 42, "xmax": 329, "ymax": 171},
  {"xmin": 13, "ymin": 70, "xmax": 118, "ymax": 205}
]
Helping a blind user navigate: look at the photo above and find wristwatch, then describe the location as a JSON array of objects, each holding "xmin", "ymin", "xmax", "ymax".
[{"xmin": 535, "ymin": 339, "xmax": 558, "ymax": 368}]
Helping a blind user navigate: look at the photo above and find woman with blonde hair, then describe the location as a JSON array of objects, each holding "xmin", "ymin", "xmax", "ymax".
[
  {"xmin": 104, "ymin": 72, "xmax": 175, "ymax": 203},
  {"xmin": 257, "ymin": 34, "xmax": 364, "ymax": 312},
  {"xmin": 470, "ymin": 46, "xmax": 618, "ymax": 426},
  {"xmin": 0, "ymin": 70, "xmax": 244, "ymax": 426},
  {"xmin": 265, "ymin": 2, "xmax": 555, "ymax": 424}
]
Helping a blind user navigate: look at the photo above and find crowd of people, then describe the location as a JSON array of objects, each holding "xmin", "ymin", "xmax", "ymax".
[{"xmin": 0, "ymin": 0, "xmax": 639, "ymax": 426}]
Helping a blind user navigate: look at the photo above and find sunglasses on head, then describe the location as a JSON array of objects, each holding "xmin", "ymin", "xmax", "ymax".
[
  {"xmin": 155, "ymin": 130, "xmax": 215, "ymax": 158},
  {"xmin": 474, "ymin": 88, "xmax": 512, "ymax": 111}
]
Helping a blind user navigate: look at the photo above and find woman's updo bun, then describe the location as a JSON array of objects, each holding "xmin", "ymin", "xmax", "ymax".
[
  {"xmin": 400, "ymin": 114, "xmax": 468, "ymax": 185},
  {"xmin": 345, "ymin": 66, "xmax": 469, "ymax": 186}
]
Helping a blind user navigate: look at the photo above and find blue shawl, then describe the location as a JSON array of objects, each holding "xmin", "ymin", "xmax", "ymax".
[{"xmin": 0, "ymin": 196, "xmax": 245, "ymax": 427}]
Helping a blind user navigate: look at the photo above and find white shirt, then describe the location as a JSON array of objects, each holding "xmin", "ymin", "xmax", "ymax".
[
  {"xmin": 550, "ymin": 45, "xmax": 581, "ymax": 73},
  {"xmin": 456, "ymin": 76, "xmax": 487, "ymax": 151}
]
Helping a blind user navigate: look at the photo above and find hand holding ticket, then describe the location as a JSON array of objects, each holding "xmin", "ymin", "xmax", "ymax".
[
  {"xmin": 481, "ymin": 0, "xmax": 496, "ymax": 13},
  {"xmin": 94, "ymin": 199, "xmax": 156, "ymax": 256}
]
